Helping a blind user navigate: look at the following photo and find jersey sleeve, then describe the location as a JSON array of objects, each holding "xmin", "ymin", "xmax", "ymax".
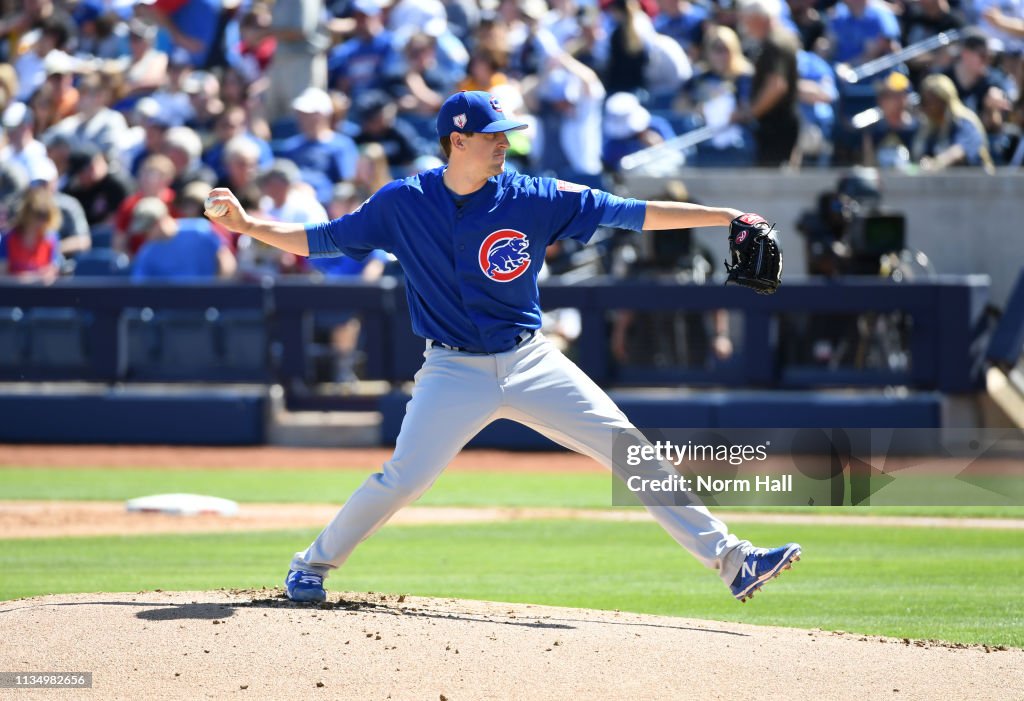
[
  {"xmin": 305, "ymin": 182, "xmax": 398, "ymax": 260},
  {"xmin": 546, "ymin": 179, "xmax": 647, "ymax": 244}
]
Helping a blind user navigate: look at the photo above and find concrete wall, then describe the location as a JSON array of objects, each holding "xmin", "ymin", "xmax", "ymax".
[{"xmin": 622, "ymin": 169, "xmax": 1024, "ymax": 306}]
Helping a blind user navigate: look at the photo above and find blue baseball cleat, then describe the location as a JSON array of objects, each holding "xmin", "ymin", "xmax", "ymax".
[
  {"xmin": 730, "ymin": 543, "xmax": 801, "ymax": 603},
  {"xmin": 284, "ymin": 569, "xmax": 326, "ymax": 603}
]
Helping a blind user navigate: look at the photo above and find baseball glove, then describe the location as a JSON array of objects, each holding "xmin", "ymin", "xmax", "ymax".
[{"xmin": 724, "ymin": 213, "xmax": 782, "ymax": 295}]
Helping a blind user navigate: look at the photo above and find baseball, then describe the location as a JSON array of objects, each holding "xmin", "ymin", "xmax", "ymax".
[{"xmin": 205, "ymin": 196, "xmax": 229, "ymax": 218}]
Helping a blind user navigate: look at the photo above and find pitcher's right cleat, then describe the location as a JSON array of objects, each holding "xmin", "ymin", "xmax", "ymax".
[
  {"xmin": 730, "ymin": 543, "xmax": 801, "ymax": 603},
  {"xmin": 285, "ymin": 569, "xmax": 326, "ymax": 603}
]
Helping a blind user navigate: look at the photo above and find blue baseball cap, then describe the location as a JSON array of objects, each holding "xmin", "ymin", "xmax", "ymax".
[{"xmin": 436, "ymin": 91, "xmax": 528, "ymax": 138}]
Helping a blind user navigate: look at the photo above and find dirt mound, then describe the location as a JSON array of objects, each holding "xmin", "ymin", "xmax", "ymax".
[{"xmin": 1, "ymin": 590, "xmax": 1019, "ymax": 700}]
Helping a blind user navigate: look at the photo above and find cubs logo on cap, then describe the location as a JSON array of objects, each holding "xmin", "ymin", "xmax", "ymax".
[
  {"xmin": 479, "ymin": 230, "xmax": 531, "ymax": 283},
  {"xmin": 437, "ymin": 91, "xmax": 528, "ymax": 137}
]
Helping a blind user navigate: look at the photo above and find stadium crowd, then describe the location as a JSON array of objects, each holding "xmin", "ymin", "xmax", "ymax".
[{"xmin": 0, "ymin": 0, "xmax": 1021, "ymax": 285}]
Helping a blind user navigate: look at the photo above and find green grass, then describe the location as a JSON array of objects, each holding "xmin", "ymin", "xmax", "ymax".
[
  {"xmin": 2, "ymin": 467, "xmax": 1023, "ymax": 518},
  {"xmin": 1, "ymin": 521, "xmax": 1021, "ymax": 647}
]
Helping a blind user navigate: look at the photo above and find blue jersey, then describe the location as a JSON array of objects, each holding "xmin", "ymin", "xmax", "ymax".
[{"xmin": 306, "ymin": 167, "xmax": 646, "ymax": 353}]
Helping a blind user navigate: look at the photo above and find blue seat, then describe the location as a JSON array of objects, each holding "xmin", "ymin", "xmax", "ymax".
[
  {"xmin": 90, "ymin": 225, "xmax": 114, "ymax": 250},
  {"xmin": 0, "ymin": 308, "xmax": 27, "ymax": 367},
  {"xmin": 27, "ymin": 308, "xmax": 89, "ymax": 368},
  {"xmin": 73, "ymin": 249, "xmax": 130, "ymax": 277},
  {"xmin": 221, "ymin": 310, "xmax": 268, "ymax": 371}
]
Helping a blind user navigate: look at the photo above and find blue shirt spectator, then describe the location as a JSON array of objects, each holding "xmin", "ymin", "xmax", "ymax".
[
  {"xmin": 274, "ymin": 88, "xmax": 359, "ymax": 204},
  {"xmin": 140, "ymin": 0, "xmax": 223, "ymax": 69},
  {"xmin": 130, "ymin": 199, "xmax": 235, "ymax": 280},
  {"xmin": 655, "ymin": 1, "xmax": 710, "ymax": 54},
  {"xmin": 329, "ymin": 32, "xmax": 395, "ymax": 99},
  {"xmin": 828, "ymin": 0, "xmax": 901, "ymax": 64}
]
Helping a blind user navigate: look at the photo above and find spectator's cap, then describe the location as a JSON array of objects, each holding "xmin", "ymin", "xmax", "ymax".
[
  {"xmin": 436, "ymin": 91, "xmax": 528, "ymax": 137},
  {"xmin": 169, "ymin": 46, "xmax": 193, "ymax": 67},
  {"xmin": 352, "ymin": 0, "xmax": 382, "ymax": 16},
  {"xmin": 604, "ymin": 92, "xmax": 651, "ymax": 139},
  {"xmin": 876, "ymin": 71, "xmax": 911, "ymax": 94},
  {"xmin": 2, "ymin": 101, "xmax": 32, "ymax": 129},
  {"xmin": 961, "ymin": 26, "xmax": 992, "ymax": 53},
  {"xmin": 356, "ymin": 89, "xmax": 392, "ymax": 117},
  {"xmin": 136, "ymin": 97, "xmax": 176, "ymax": 127},
  {"xmin": 129, "ymin": 19, "xmax": 158, "ymax": 42},
  {"xmin": 520, "ymin": 0, "xmax": 548, "ymax": 21},
  {"xmin": 26, "ymin": 157, "xmax": 58, "ymax": 186},
  {"xmin": 130, "ymin": 197, "xmax": 169, "ymax": 234},
  {"xmin": 182, "ymin": 70, "xmax": 211, "ymax": 95},
  {"xmin": 180, "ymin": 180, "xmax": 212, "ymax": 206},
  {"xmin": 291, "ymin": 87, "xmax": 334, "ymax": 116},
  {"xmin": 44, "ymin": 50, "xmax": 76, "ymax": 76},
  {"xmin": 67, "ymin": 141, "xmax": 103, "ymax": 178},
  {"xmin": 737, "ymin": 0, "xmax": 781, "ymax": 17},
  {"xmin": 413, "ymin": 154, "xmax": 444, "ymax": 172},
  {"xmin": 257, "ymin": 158, "xmax": 301, "ymax": 186}
]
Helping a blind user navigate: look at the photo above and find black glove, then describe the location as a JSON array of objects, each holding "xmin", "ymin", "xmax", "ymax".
[{"xmin": 724, "ymin": 213, "xmax": 782, "ymax": 295}]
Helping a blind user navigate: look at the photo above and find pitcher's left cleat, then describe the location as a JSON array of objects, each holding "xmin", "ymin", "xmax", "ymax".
[
  {"xmin": 285, "ymin": 569, "xmax": 326, "ymax": 603},
  {"xmin": 730, "ymin": 543, "xmax": 801, "ymax": 603}
]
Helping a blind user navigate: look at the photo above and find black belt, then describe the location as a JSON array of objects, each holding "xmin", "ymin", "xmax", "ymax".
[{"xmin": 430, "ymin": 329, "xmax": 536, "ymax": 354}]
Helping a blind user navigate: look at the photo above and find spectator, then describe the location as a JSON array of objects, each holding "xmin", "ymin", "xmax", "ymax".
[
  {"xmin": 39, "ymin": 50, "xmax": 79, "ymax": 123},
  {"xmin": 787, "ymin": 0, "xmax": 827, "ymax": 53},
  {"xmin": 217, "ymin": 134, "xmax": 262, "ymax": 194},
  {"xmin": 146, "ymin": 48, "xmax": 194, "ymax": 127},
  {"xmin": 353, "ymin": 143, "xmax": 393, "ymax": 198},
  {"xmin": 392, "ymin": 33, "xmax": 453, "ymax": 119},
  {"xmin": 912, "ymin": 73, "xmax": 995, "ymax": 172},
  {"xmin": 234, "ymin": 158, "xmax": 322, "ymax": 277},
  {"xmin": 1, "ymin": 102, "xmax": 52, "ymax": 183},
  {"xmin": 328, "ymin": 0, "xmax": 395, "ymax": 101},
  {"xmin": 114, "ymin": 19, "xmax": 169, "ymax": 101},
  {"xmin": 602, "ymin": 91, "xmax": 676, "ymax": 171},
  {"xmin": 182, "ymin": 69, "xmax": 224, "ymax": 132},
  {"xmin": 795, "ymin": 49, "xmax": 839, "ymax": 166},
  {"xmin": 202, "ymin": 106, "xmax": 272, "ymax": 182},
  {"xmin": 827, "ymin": 0, "xmax": 901, "ymax": 66},
  {"xmin": 736, "ymin": 0, "xmax": 801, "ymax": 167},
  {"xmin": 274, "ymin": 87, "xmax": 359, "ymax": 205},
  {"xmin": 219, "ymin": 66, "xmax": 269, "ymax": 140},
  {"xmin": 944, "ymin": 28, "xmax": 1010, "ymax": 118},
  {"xmin": 902, "ymin": 0, "xmax": 964, "ymax": 49},
  {"xmin": 655, "ymin": 0, "xmax": 709, "ymax": 60},
  {"xmin": 29, "ymin": 160, "xmax": 91, "ymax": 259},
  {"xmin": 0, "ymin": 185, "xmax": 61, "ymax": 282},
  {"xmin": 998, "ymin": 95, "xmax": 1024, "ymax": 166},
  {"xmin": 114, "ymin": 153, "xmax": 177, "ymax": 255},
  {"xmin": 64, "ymin": 142, "xmax": 134, "ymax": 228},
  {"xmin": 862, "ymin": 71, "xmax": 918, "ymax": 169},
  {"xmin": 979, "ymin": 1, "xmax": 1024, "ymax": 56},
  {"xmin": 0, "ymin": 63, "xmax": 18, "ymax": 113},
  {"xmin": 130, "ymin": 197, "xmax": 236, "ymax": 281},
  {"xmin": 603, "ymin": 0, "xmax": 649, "ymax": 95},
  {"xmin": 45, "ymin": 72, "xmax": 128, "ymax": 160},
  {"xmin": 163, "ymin": 125, "xmax": 216, "ymax": 190},
  {"xmin": 458, "ymin": 48, "xmax": 511, "ymax": 93},
  {"xmin": 263, "ymin": 0, "xmax": 329, "ymax": 124},
  {"xmin": 353, "ymin": 91, "xmax": 432, "ymax": 173},
  {"xmin": 135, "ymin": 0, "xmax": 223, "ymax": 69},
  {"xmin": 13, "ymin": 13, "xmax": 74, "ymax": 101},
  {"xmin": 545, "ymin": 0, "xmax": 583, "ymax": 47},
  {"xmin": 535, "ymin": 49, "xmax": 605, "ymax": 177},
  {"xmin": 28, "ymin": 81, "xmax": 60, "ymax": 135},
  {"xmin": 229, "ymin": 5, "xmax": 276, "ymax": 83},
  {"xmin": 175, "ymin": 179, "xmax": 235, "ymax": 251},
  {"xmin": 683, "ymin": 25, "xmax": 755, "ymax": 165},
  {"xmin": 126, "ymin": 97, "xmax": 176, "ymax": 176}
]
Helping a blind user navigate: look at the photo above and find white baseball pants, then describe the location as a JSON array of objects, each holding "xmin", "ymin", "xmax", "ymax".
[{"xmin": 291, "ymin": 332, "xmax": 751, "ymax": 586}]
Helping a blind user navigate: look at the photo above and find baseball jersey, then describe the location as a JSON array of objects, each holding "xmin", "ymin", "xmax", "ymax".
[{"xmin": 306, "ymin": 167, "xmax": 647, "ymax": 353}]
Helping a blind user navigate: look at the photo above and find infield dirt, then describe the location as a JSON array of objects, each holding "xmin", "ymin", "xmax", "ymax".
[{"xmin": 1, "ymin": 589, "xmax": 1020, "ymax": 701}]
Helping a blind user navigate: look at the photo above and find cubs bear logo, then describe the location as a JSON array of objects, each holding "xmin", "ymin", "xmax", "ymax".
[
  {"xmin": 453, "ymin": 113, "xmax": 467, "ymax": 129},
  {"xmin": 489, "ymin": 97, "xmax": 503, "ymax": 112},
  {"xmin": 479, "ymin": 229, "xmax": 530, "ymax": 282}
]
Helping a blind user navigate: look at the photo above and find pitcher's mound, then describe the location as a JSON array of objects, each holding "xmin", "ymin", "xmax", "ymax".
[{"xmin": 0, "ymin": 590, "xmax": 1019, "ymax": 700}]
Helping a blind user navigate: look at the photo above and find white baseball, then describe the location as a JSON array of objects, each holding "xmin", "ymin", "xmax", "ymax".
[{"xmin": 205, "ymin": 196, "xmax": 229, "ymax": 218}]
